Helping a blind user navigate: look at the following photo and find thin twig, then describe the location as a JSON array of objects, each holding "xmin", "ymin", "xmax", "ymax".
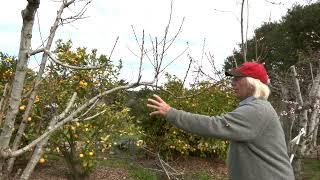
[
  {"xmin": 182, "ymin": 55, "xmax": 193, "ymax": 88},
  {"xmin": 77, "ymin": 98, "xmax": 100, "ymax": 119},
  {"xmin": 108, "ymin": 36, "xmax": 119, "ymax": 60},
  {"xmin": 72, "ymin": 109, "xmax": 107, "ymax": 122},
  {"xmin": 159, "ymin": 46, "xmax": 189, "ymax": 74},
  {"xmin": 138, "ymin": 30, "xmax": 145, "ymax": 81},
  {"xmin": 158, "ymin": 153, "xmax": 171, "ymax": 179}
]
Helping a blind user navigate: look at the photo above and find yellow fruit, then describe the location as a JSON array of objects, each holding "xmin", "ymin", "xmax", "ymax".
[
  {"xmin": 70, "ymin": 126, "xmax": 76, "ymax": 131},
  {"xmin": 27, "ymin": 117, "xmax": 32, "ymax": 122},
  {"xmin": 79, "ymin": 153, "xmax": 84, "ymax": 158},
  {"xmin": 39, "ymin": 158, "xmax": 45, "ymax": 164},
  {"xmin": 19, "ymin": 105, "xmax": 26, "ymax": 111},
  {"xmin": 79, "ymin": 80, "xmax": 88, "ymax": 88},
  {"xmin": 88, "ymin": 152, "xmax": 94, "ymax": 156},
  {"xmin": 34, "ymin": 96, "xmax": 40, "ymax": 103},
  {"xmin": 74, "ymin": 134, "xmax": 78, "ymax": 138},
  {"xmin": 75, "ymin": 122, "xmax": 80, "ymax": 127}
]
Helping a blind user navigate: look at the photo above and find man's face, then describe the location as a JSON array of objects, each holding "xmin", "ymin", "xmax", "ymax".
[{"xmin": 231, "ymin": 77, "xmax": 251, "ymax": 100}]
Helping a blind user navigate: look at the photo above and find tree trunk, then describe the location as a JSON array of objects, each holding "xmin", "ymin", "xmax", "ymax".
[
  {"xmin": 19, "ymin": 138, "xmax": 46, "ymax": 180},
  {"xmin": 307, "ymin": 72, "xmax": 320, "ymax": 152},
  {"xmin": 0, "ymin": 0, "xmax": 40, "ymax": 175},
  {"xmin": 240, "ymin": 0, "xmax": 247, "ymax": 62},
  {"xmin": 7, "ymin": 0, "xmax": 68, "ymax": 173},
  {"xmin": 19, "ymin": 115, "xmax": 59, "ymax": 180},
  {"xmin": 290, "ymin": 65, "xmax": 308, "ymax": 178},
  {"xmin": 292, "ymin": 154, "xmax": 303, "ymax": 180},
  {"xmin": 61, "ymin": 146, "xmax": 89, "ymax": 180},
  {"xmin": 279, "ymin": 84, "xmax": 292, "ymax": 145}
]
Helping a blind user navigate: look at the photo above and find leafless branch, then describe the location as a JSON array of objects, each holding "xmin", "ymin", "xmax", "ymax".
[
  {"xmin": 182, "ymin": 55, "xmax": 193, "ymax": 87},
  {"xmin": 158, "ymin": 153, "xmax": 171, "ymax": 179},
  {"xmin": 212, "ymin": 8, "xmax": 240, "ymax": 22},
  {"xmin": 127, "ymin": 46, "xmax": 140, "ymax": 58},
  {"xmin": 159, "ymin": 46, "xmax": 189, "ymax": 74},
  {"xmin": 60, "ymin": 0, "xmax": 91, "ymax": 25},
  {"xmin": 205, "ymin": 51, "xmax": 223, "ymax": 80},
  {"xmin": 310, "ymin": 62, "xmax": 314, "ymax": 83},
  {"xmin": 36, "ymin": 10, "xmax": 45, "ymax": 48},
  {"xmin": 108, "ymin": 36, "xmax": 119, "ymax": 60},
  {"xmin": 264, "ymin": 0, "xmax": 284, "ymax": 5},
  {"xmin": 240, "ymin": 0, "xmax": 247, "ymax": 62},
  {"xmin": 163, "ymin": 17, "xmax": 185, "ymax": 53},
  {"xmin": 245, "ymin": 0, "xmax": 249, "ymax": 61},
  {"xmin": 46, "ymin": 50, "xmax": 106, "ymax": 70},
  {"xmin": 72, "ymin": 109, "xmax": 107, "ymax": 122},
  {"xmin": 138, "ymin": 30, "xmax": 145, "ymax": 81},
  {"xmin": 29, "ymin": 47, "xmax": 45, "ymax": 56},
  {"xmin": 77, "ymin": 98, "xmax": 100, "ymax": 119},
  {"xmin": 232, "ymin": 50, "xmax": 238, "ymax": 68},
  {"xmin": 62, "ymin": 92, "xmax": 78, "ymax": 115}
]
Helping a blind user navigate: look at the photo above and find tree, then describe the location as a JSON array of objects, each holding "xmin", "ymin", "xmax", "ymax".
[
  {"xmin": 128, "ymin": 75, "xmax": 238, "ymax": 160},
  {"xmin": 0, "ymin": 0, "xmax": 186, "ymax": 179}
]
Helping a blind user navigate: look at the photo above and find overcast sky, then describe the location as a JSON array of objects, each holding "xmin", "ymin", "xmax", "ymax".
[{"xmin": 0, "ymin": 0, "xmax": 311, "ymax": 84}]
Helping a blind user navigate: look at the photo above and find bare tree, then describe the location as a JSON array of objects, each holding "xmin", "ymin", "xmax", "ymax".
[
  {"xmin": 240, "ymin": 0, "xmax": 247, "ymax": 62},
  {"xmin": 272, "ymin": 51, "xmax": 320, "ymax": 179},
  {"xmin": 0, "ymin": 1, "xmax": 186, "ymax": 179}
]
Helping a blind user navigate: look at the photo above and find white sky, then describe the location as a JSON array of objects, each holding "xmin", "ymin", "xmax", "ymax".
[{"xmin": 0, "ymin": 0, "xmax": 311, "ymax": 85}]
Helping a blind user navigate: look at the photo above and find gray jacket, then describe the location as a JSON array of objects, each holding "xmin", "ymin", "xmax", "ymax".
[{"xmin": 166, "ymin": 97, "xmax": 294, "ymax": 180}]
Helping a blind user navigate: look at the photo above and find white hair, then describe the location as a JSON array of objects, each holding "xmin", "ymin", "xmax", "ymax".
[{"xmin": 243, "ymin": 77, "xmax": 270, "ymax": 100}]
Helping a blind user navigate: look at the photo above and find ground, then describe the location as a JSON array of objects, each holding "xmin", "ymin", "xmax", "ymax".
[
  {"xmin": 14, "ymin": 151, "xmax": 320, "ymax": 179},
  {"xmin": 29, "ymin": 155, "xmax": 228, "ymax": 180}
]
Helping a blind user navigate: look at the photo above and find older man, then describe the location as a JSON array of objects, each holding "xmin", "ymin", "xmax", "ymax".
[{"xmin": 147, "ymin": 62, "xmax": 294, "ymax": 180}]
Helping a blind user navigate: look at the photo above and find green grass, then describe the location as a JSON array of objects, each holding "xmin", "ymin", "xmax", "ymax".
[
  {"xmin": 302, "ymin": 158, "xmax": 320, "ymax": 180},
  {"xmin": 128, "ymin": 167, "xmax": 158, "ymax": 180},
  {"xmin": 98, "ymin": 156, "xmax": 131, "ymax": 168},
  {"xmin": 184, "ymin": 170, "xmax": 212, "ymax": 180},
  {"xmin": 99, "ymin": 156, "xmax": 158, "ymax": 180}
]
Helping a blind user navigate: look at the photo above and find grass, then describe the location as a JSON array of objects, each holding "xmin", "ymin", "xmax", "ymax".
[
  {"xmin": 183, "ymin": 170, "xmax": 212, "ymax": 180},
  {"xmin": 99, "ymin": 156, "xmax": 158, "ymax": 180},
  {"xmin": 302, "ymin": 158, "xmax": 320, "ymax": 180},
  {"xmin": 128, "ymin": 167, "xmax": 158, "ymax": 180}
]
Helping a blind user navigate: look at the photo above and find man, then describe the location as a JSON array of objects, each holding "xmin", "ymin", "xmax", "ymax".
[{"xmin": 147, "ymin": 62, "xmax": 294, "ymax": 180}]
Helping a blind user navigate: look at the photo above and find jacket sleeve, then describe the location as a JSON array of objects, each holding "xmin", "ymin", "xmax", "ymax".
[{"xmin": 166, "ymin": 102, "xmax": 270, "ymax": 141}]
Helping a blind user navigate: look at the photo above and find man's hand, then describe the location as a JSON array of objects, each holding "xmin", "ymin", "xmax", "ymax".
[{"xmin": 147, "ymin": 94, "xmax": 171, "ymax": 117}]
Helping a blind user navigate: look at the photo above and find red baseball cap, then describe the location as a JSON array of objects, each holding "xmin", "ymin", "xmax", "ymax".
[{"xmin": 225, "ymin": 62, "xmax": 270, "ymax": 84}]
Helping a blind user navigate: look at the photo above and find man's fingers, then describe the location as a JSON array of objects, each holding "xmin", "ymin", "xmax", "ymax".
[
  {"xmin": 153, "ymin": 94, "xmax": 165, "ymax": 103},
  {"xmin": 147, "ymin": 98, "xmax": 161, "ymax": 106},
  {"xmin": 149, "ymin": 111, "xmax": 161, "ymax": 116},
  {"xmin": 147, "ymin": 104, "xmax": 159, "ymax": 110}
]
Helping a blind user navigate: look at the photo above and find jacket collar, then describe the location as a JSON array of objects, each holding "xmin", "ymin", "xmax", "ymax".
[{"xmin": 239, "ymin": 96, "xmax": 256, "ymax": 106}]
